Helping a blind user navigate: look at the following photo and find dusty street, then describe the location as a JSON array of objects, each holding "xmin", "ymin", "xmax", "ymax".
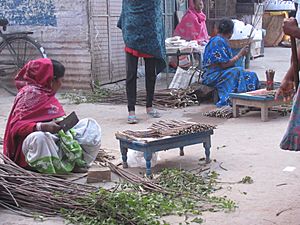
[{"xmin": 1, "ymin": 47, "xmax": 300, "ymax": 225}]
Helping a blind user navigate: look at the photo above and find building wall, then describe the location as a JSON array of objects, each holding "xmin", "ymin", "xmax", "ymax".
[
  {"xmin": 0, "ymin": 0, "xmax": 178, "ymax": 89},
  {"xmin": 0, "ymin": 0, "xmax": 92, "ymax": 89},
  {"xmin": 90, "ymin": 0, "xmax": 176, "ymax": 85},
  {"xmin": 89, "ymin": 0, "xmax": 126, "ymax": 84}
]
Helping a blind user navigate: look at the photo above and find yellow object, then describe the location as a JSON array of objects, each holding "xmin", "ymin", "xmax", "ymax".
[
  {"xmin": 264, "ymin": 11, "xmax": 290, "ymax": 43},
  {"xmin": 265, "ymin": 11, "xmax": 288, "ymax": 17}
]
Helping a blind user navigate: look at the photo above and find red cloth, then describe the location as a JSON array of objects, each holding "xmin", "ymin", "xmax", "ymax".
[
  {"xmin": 125, "ymin": 47, "xmax": 153, "ymax": 58},
  {"xmin": 3, "ymin": 58, "xmax": 65, "ymax": 167}
]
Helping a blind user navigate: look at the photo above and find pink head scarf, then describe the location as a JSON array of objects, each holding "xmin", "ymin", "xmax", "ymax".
[
  {"xmin": 174, "ymin": 0, "xmax": 209, "ymax": 43},
  {"xmin": 4, "ymin": 58, "xmax": 65, "ymax": 167}
]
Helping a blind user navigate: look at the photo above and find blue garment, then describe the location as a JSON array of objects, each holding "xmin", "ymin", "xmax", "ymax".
[
  {"xmin": 118, "ymin": 0, "xmax": 166, "ymax": 73},
  {"xmin": 231, "ymin": 48, "xmax": 245, "ymax": 68},
  {"xmin": 202, "ymin": 35, "xmax": 259, "ymax": 107}
]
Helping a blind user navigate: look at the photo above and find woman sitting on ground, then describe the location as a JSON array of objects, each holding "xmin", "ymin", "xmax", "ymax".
[
  {"xmin": 174, "ymin": 0, "xmax": 209, "ymax": 44},
  {"xmin": 202, "ymin": 18, "xmax": 259, "ymax": 107},
  {"xmin": 3, "ymin": 58, "xmax": 101, "ymax": 174}
]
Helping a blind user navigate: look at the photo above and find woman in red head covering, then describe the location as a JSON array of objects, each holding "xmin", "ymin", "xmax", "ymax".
[{"xmin": 3, "ymin": 58, "xmax": 101, "ymax": 174}]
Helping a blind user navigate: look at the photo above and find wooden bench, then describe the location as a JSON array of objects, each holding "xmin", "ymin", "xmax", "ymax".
[
  {"xmin": 229, "ymin": 92, "xmax": 286, "ymax": 122},
  {"xmin": 116, "ymin": 130, "xmax": 214, "ymax": 176}
]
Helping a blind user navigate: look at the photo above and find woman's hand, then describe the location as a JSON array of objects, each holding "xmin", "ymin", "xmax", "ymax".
[
  {"xmin": 239, "ymin": 45, "xmax": 249, "ymax": 57},
  {"xmin": 221, "ymin": 45, "xmax": 249, "ymax": 69},
  {"xmin": 40, "ymin": 122, "xmax": 62, "ymax": 134},
  {"xmin": 283, "ymin": 18, "xmax": 299, "ymax": 37},
  {"xmin": 275, "ymin": 77, "xmax": 295, "ymax": 102}
]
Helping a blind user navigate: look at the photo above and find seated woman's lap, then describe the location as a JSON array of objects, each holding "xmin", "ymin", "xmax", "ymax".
[
  {"xmin": 22, "ymin": 118, "xmax": 101, "ymax": 173},
  {"xmin": 72, "ymin": 118, "xmax": 102, "ymax": 165},
  {"xmin": 203, "ymin": 67, "xmax": 259, "ymax": 107}
]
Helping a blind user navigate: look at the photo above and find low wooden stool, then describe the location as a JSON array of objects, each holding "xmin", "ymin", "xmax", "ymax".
[
  {"xmin": 116, "ymin": 130, "xmax": 213, "ymax": 176},
  {"xmin": 229, "ymin": 92, "xmax": 286, "ymax": 122}
]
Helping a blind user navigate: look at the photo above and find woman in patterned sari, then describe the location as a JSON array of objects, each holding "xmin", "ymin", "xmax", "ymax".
[
  {"xmin": 277, "ymin": 18, "xmax": 300, "ymax": 150},
  {"xmin": 3, "ymin": 58, "xmax": 101, "ymax": 174},
  {"xmin": 202, "ymin": 18, "xmax": 259, "ymax": 107},
  {"xmin": 118, "ymin": 0, "xmax": 166, "ymax": 124}
]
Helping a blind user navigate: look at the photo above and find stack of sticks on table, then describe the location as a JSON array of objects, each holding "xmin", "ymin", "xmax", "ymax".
[
  {"xmin": 99, "ymin": 89, "xmax": 199, "ymax": 109},
  {"xmin": 116, "ymin": 120, "xmax": 216, "ymax": 141}
]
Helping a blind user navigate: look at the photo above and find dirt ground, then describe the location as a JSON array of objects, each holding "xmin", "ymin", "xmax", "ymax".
[{"xmin": 1, "ymin": 47, "xmax": 300, "ymax": 225}]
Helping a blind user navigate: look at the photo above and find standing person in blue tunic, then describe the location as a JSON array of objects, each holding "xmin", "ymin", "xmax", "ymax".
[
  {"xmin": 118, "ymin": 0, "xmax": 166, "ymax": 124},
  {"xmin": 202, "ymin": 18, "xmax": 259, "ymax": 107}
]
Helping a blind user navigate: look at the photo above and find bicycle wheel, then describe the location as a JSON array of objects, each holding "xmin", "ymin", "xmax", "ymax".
[{"xmin": 0, "ymin": 36, "xmax": 47, "ymax": 95}]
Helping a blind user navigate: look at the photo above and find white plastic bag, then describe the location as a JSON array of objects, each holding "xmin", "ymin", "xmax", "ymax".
[
  {"xmin": 169, "ymin": 67, "xmax": 198, "ymax": 89},
  {"xmin": 127, "ymin": 150, "xmax": 159, "ymax": 168},
  {"xmin": 73, "ymin": 118, "xmax": 102, "ymax": 165}
]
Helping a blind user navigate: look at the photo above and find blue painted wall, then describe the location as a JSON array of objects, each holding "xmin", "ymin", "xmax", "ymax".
[{"xmin": 0, "ymin": 0, "xmax": 57, "ymax": 26}]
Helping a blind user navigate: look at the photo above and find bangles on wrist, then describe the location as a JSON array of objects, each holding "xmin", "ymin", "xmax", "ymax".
[
  {"xmin": 232, "ymin": 55, "xmax": 240, "ymax": 62},
  {"xmin": 36, "ymin": 122, "xmax": 42, "ymax": 131}
]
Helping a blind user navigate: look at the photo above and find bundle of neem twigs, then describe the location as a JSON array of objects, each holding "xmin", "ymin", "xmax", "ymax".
[
  {"xmin": 98, "ymin": 159, "xmax": 172, "ymax": 194},
  {"xmin": 271, "ymin": 104, "xmax": 292, "ymax": 116},
  {"xmin": 149, "ymin": 120, "xmax": 216, "ymax": 136},
  {"xmin": 204, "ymin": 101, "xmax": 292, "ymax": 119},
  {"xmin": 0, "ymin": 153, "xmax": 97, "ymax": 217},
  {"xmin": 99, "ymin": 89, "xmax": 199, "ymax": 109},
  {"xmin": 116, "ymin": 120, "xmax": 216, "ymax": 141},
  {"xmin": 204, "ymin": 106, "xmax": 233, "ymax": 119},
  {"xmin": 0, "ymin": 152, "xmax": 174, "ymax": 219}
]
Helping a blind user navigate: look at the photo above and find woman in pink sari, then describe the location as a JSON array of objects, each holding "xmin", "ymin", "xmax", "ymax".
[{"xmin": 174, "ymin": 0, "xmax": 209, "ymax": 44}]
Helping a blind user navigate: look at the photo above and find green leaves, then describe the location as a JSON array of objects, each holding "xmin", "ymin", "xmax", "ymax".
[
  {"xmin": 191, "ymin": 217, "xmax": 204, "ymax": 224},
  {"xmin": 240, "ymin": 176, "xmax": 254, "ymax": 184},
  {"xmin": 62, "ymin": 169, "xmax": 236, "ymax": 225},
  {"xmin": 61, "ymin": 88, "xmax": 111, "ymax": 105}
]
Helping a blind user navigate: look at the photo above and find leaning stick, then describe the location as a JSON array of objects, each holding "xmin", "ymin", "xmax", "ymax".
[{"xmin": 291, "ymin": 36, "xmax": 300, "ymax": 91}]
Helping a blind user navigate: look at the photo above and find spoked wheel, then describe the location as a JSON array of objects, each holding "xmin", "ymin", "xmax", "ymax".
[{"xmin": 0, "ymin": 36, "xmax": 46, "ymax": 95}]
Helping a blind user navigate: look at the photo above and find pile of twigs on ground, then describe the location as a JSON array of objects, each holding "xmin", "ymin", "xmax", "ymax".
[
  {"xmin": 0, "ymin": 153, "xmax": 97, "ymax": 217},
  {"xmin": 204, "ymin": 103, "xmax": 292, "ymax": 119},
  {"xmin": 0, "ymin": 152, "xmax": 232, "ymax": 225},
  {"xmin": 63, "ymin": 89, "xmax": 199, "ymax": 109},
  {"xmin": 96, "ymin": 148, "xmax": 116, "ymax": 162},
  {"xmin": 271, "ymin": 104, "xmax": 292, "ymax": 116},
  {"xmin": 203, "ymin": 106, "xmax": 233, "ymax": 119},
  {"xmin": 116, "ymin": 120, "xmax": 216, "ymax": 141},
  {"xmin": 98, "ymin": 159, "xmax": 172, "ymax": 195},
  {"xmin": 104, "ymin": 89, "xmax": 200, "ymax": 108},
  {"xmin": 0, "ymin": 153, "xmax": 177, "ymax": 223}
]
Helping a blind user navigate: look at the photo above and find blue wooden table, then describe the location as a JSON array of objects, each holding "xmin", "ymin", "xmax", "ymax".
[
  {"xmin": 116, "ymin": 130, "xmax": 214, "ymax": 176},
  {"xmin": 229, "ymin": 92, "xmax": 285, "ymax": 121}
]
